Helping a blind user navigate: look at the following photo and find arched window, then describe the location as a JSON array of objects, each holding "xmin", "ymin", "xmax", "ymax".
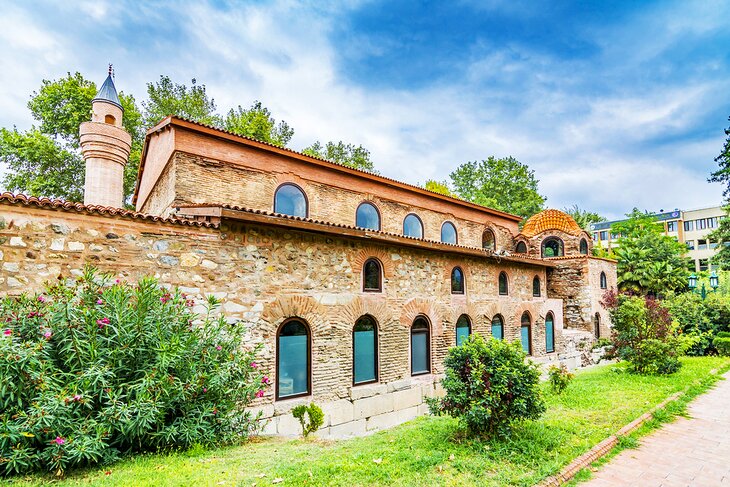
[
  {"xmin": 594, "ymin": 312, "xmax": 601, "ymax": 338},
  {"xmin": 451, "ymin": 267, "xmax": 465, "ymax": 294},
  {"xmin": 520, "ymin": 312, "xmax": 532, "ymax": 355},
  {"xmin": 274, "ymin": 183, "xmax": 308, "ymax": 217},
  {"xmin": 545, "ymin": 312, "xmax": 555, "ymax": 353},
  {"xmin": 353, "ymin": 315, "xmax": 378, "ymax": 385},
  {"xmin": 356, "ymin": 202, "xmax": 380, "ymax": 230},
  {"xmin": 515, "ymin": 241, "xmax": 527, "ymax": 253},
  {"xmin": 542, "ymin": 237, "xmax": 564, "ymax": 257},
  {"xmin": 533, "ymin": 276, "xmax": 541, "ymax": 297},
  {"xmin": 498, "ymin": 271, "xmax": 509, "ymax": 295},
  {"xmin": 104, "ymin": 114, "xmax": 116, "ymax": 125},
  {"xmin": 482, "ymin": 229, "xmax": 496, "ymax": 251},
  {"xmin": 276, "ymin": 319, "xmax": 310, "ymax": 399},
  {"xmin": 403, "ymin": 214, "xmax": 424, "ymax": 239},
  {"xmin": 600, "ymin": 272, "xmax": 607, "ymax": 289},
  {"xmin": 580, "ymin": 238, "xmax": 589, "ymax": 255},
  {"xmin": 363, "ymin": 258, "xmax": 382, "ymax": 292},
  {"xmin": 491, "ymin": 314, "xmax": 504, "ymax": 340},
  {"xmin": 456, "ymin": 314, "xmax": 471, "ymax": 346},
  {"xmin": 441, "ymin": 222, "xmax": 458, "ymax": 244},
  {"xmin": 411, "ymin": 316, "xmax": 431, "ymax": 375}
]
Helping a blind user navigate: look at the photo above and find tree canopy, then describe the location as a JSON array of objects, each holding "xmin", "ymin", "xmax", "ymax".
[
  {"xmin": 449, "ymin": 156, "xmax": 546, "ymax": 218},
  {"xmin": 142, "ymin": 76, "xmax": 219, "ymax": 127},
  {"xmin": 224, "ymin": 102, "xmax": 293, "ymax": 147},
  {"xmin": 424, "ymin": 179, "xmax": 453, "ymax": 197},
  {"xmin": 301, "ymin": 141, "xmax": 376, "ymax": 172},
  {"xmin": 563, "ymin": 204, "xmax": 606, "ymax": 231},
  {"xmin": 708, "ymin": 117, "xmax": 730, "ymax": 269},
  {"xmin": 708, "ymin": 116, "xmax": 730, "ymax": 198}
]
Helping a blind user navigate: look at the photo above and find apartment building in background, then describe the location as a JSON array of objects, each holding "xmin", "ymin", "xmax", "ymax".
[{"xmin": 590, "ymin": 206, "xmax": 726, "ymax": 272}]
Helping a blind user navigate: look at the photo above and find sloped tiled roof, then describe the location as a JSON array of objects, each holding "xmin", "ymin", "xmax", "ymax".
[{"xmin": 521, "ymin": 209, "xmax": 584, "ymax": 238}]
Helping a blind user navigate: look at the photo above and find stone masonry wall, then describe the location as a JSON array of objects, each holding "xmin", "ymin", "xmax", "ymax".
[{"xmin": 1, "ymin": 204, "xmax": 565, "ymax": 437}]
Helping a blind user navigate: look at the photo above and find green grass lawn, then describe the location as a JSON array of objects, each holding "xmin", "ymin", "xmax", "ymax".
[{"xmin": 11, "ymin": 356, "xmax": 730, "ymax": 487}]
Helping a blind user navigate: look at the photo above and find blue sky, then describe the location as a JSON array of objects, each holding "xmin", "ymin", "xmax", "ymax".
[{"xmin": 0, "ymin": 0, "xmax": 729, "ymax": 219}]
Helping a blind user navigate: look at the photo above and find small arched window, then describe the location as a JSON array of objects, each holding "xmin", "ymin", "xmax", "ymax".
[
  {"xmin": 276, "ymin": 319, "xmax": 310, "ymax": 399},
  {"xmin": 482, "ymin": 229, "xmax": 496, "ymax": 251},
  {"xmin": 542, "ymin": 237, "xmax": 564, "ymax": 257},
  {"xmin": 441, "ymin": 222, "xmax": 458, "ymax": 244},
  {"xmin": 491, "ymin": 315, "xmax": 504, "ymax": 340},
  {"xmin": 545, "ymin": 312, "xmax": 555, "ymax": 353},
  {"xmin": 533, "ymin": 276, "xmax": 541, "ymax": 297},
  {"xmin": 498, "ymin": 271, "xmax": 509, "ymax": 295},
  {"xmin": 600, "ymin": 272, "xmax": 607, "ymax": 289},
  {"xmin": 456, "ymin": 314, "xmax": 471, "ymax": 346},
  {"xmin": 403, "ymin": 214, "xmax": 424, "ymax": 239},
  {"xmin": 104, "ymin": 114, "xmax": 116, "ymax": 125},
  {"xmin": 353, "ymin": 315, "xmax": 378, "ymax": 385},
  {"xmin": 411, "ymin": 316, "xmax": 431, "ymax": 375},
  {"xmin": 274, "ymin": 183, "xmax": 308, "ymax": 217},
  {"xmin": 594, "ymin": 312, "xmax": 601, "ymax": 338},
  {"xmin": 520, "ymin": 312, "xmax": 532, "ymax": 355},
  {"xmin": 363, "ymin": 258, "xmax": 382, "ymax": 292},
  {"xmin": 451, "ymin": 267, "xmax": 465, "ymax": 294},
  {"xmin": 580, "ymin": 238, "xmax": 589, "ymax": 255},
  {"xmin": 356, "ymin": 202, "xmax": 381, "ymax": 230},
  {"xmin": 515, "ymin": 241, "xmax": 527, "ymax": 253}
]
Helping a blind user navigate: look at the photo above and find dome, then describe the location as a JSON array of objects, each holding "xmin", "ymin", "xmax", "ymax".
[{"xmin": 521, "ymin": 209, "xmax": 584, "ymax": 238}]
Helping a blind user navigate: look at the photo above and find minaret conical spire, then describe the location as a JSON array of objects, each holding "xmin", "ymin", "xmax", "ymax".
[{"xmin": 93, "ymin": 64, "xmax": 122, "ymax": 110}]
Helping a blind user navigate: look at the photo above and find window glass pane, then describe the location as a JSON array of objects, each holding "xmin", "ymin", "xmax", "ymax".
[
  {"xmin": 533, "ymin": 277, "xmax": 540, "ymax": 296},
  {"xmin": 278, "ymin": 322, "xmax": 308, "ymax": 397},
  {"xmin": 456, "ymin": 315, "xmax": 470, "ymax": 346},
  {"xmin": 499, "ymin": 273, "xmax": 508, "ymax": 295},
  {"xmin": 491, "ymin": 316, "xmax": 503, "ymax": 340},
  {"xmin": 451, "ymin": 267, "xmax": 464, "ymax": 294},
  {"xmin": 363, "ymin": 259, "xmax": 381, "ymax": 291},
  {"xmin": 274, "ymin": 184, "xmax": 307, "ymax": 217},
  {"xmin": 580, "ymin": 239, "xmax": 588, "ymax": 255},
  {"xmin": 441, "ymin": 222, "xmax": 457, "ymax": 244},
  {"xmin": 516, "ymin": 241, "xmax": 527, "ymax": 253},
  {"xmin": 403, "ymin": 214, "xmax": 423, "ymax": 238},
  {"xmin": 545, "ymin": 315, "xmax": 554, "ymax": 352},
  {"xmin": 411, "ymin": 318, "xmax": 429, "ymax": 374},
  {"xmin": 354, "ymin": 317, "xmax": 376, "ymax": 384},
  {"xmin": 600, "ymin": 272, "xmax": 607, "ymax": 289},
  {"xmin": 356, "ymin": 203, "xmax": 380, "ymax": 230},
  {"xmin": 520, "ymin": 325, "xmax": 530, "ymax": 354}
]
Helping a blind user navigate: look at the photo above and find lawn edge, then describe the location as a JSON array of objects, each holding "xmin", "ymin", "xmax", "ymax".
[{"xmin": 536, "ymin": 364, "xmax": 729, "ymax": 487}]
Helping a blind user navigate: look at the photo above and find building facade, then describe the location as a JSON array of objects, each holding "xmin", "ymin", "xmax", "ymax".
[{"xmin": 0, "ymin": 73, "xmax": 617, "ymax": 437}]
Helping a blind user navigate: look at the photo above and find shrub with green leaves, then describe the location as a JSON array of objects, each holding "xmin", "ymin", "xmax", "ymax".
[
  {"xmin": 428, "ymin": 335, "xmax": 545, "ymax": 438},
  {"xmin": 291, "ymin": 403, "xmax": 324, "ymax": 438},
  {"xmin": 0, "ymin": 267, "xmax": 267, "ymax": 477},
  {"xmin": 548, "ymin": 364, "xmax": 574, "ymax": 395},
  {"xmin": 714, "ymin": 336, "xmax": 730, "ymax": 356}
]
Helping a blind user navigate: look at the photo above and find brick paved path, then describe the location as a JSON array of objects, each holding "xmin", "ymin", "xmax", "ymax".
[{"xmin": 583, "ymin": 371, "xmax": 730, "ymax": 487}]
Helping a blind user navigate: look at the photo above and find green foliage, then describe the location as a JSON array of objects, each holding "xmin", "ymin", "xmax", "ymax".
[
  {"xmin": 143, "ymin": 76, "xmax": 220, "ymax": 127},
  {"xmin": 562, "ymin": 204, "xmax": 606, "ymax": 231},
  {"xmin": 449, "ymin": 156, "xmax": 546, "ymax": 218},
  {"xmin": 612, "ymin": 209, "xmax": 689, "ymax": 295},
  {"xmin": 224, "ymin": 101, "xmax": 294, "ymax": 148},
  {"xmin": 428, "ymin": 335, "xmax": 545, "ymax": 438},
  {"xmin": 302, "ymin": 140, "xmax": 375, "ymax": 172},
  {"xmin": 291, "ymin": 403, "xmax": 324, "ymax": 438},
  {"xmin": 714, "ymin": 337, "xmax": 730, "ymax": 356},
  {"xmin": 424, "ymin": 179, "xmax": 453, "ymax": 196},
  {"xmin": 708, "ymin": 116, "xmax": 730, "ymax": 198},
  {"xmin": 662, "ymin": 291, "xmax": 728, "ymax": 355},
  {"xmin": 717, "ymin": 331, "xmax": 730, "ymax": 338},
  {"xmin": 0, "ymin": 267, "xmax": 266, "ymax": 477},
  {"xmin": 548, "ymin": 364, "xmax": 574, "ymax": 395},
  {"xmin": 707, "ymin": 207, "xmax": 730, "ymax": 270}
]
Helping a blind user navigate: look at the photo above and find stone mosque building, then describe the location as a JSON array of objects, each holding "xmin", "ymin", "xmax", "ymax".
[{"xmin": 0, "ymin": 72, "xmax": 617, "ymax": 437}]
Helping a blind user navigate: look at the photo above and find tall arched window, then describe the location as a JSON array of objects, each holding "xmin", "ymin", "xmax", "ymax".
[
  {"xmin": 491, "ymin": 315, "xmax": 504, "ymax": 340},
  {"xmin": 482, "ymin": 229, "xmax": 496, "ymax": 251},
  {"xmin": 403, "ymin": 214, "xmax": 424, "ymax": 239},
  {"xmin": 353, "ymin": 315, "xmax": 378, "ymax": 385},
  {"xmin": 356, "ymin": 202, "xmax": 380, "ymax": 230},
  {"xmin": 276, "ymin": 319, "xmax": 310, "ymax": 399},
  {"xmin": 600, "ymin": 272, "xmax": 607, "ymax": 289},
  {"xmin": 456, "ymin": 314, "xmax": 471, "ymax": 346},
  {"xmin": 363, "ymin": 258, "xmax": 382, "ymax": 292},
  {"xmin": 594, "ymin": 312, "xmax": 601, "ymax": 338},
  {"xmin": 515, "ymin": 241, "xmax": 527, "ymax": 253},
  {"xmin": 545, "ymin": 312, "xmax": 555, "ymax": 353},
  {"xmin": 411, "ymin": 316, "xmax": 431, "ymax": 375},
  {"xmin": 533, "ymin": 276, "xmax": 541, "ymax": 297},
  {"xmin": 451, "ymin": 267, "xmax": 465, "ymax": 294},
  {"xmin": 498, "ymin": 271, "xmax": 509, "ymax": 295},
  {"xmin": 542, "ymin": 237, "xmax": 564, "ymax": 257},
  {"xmin": 441, "ymin": 222, "xmax": 458, "ymax": 244},
  {"xmin": 274, "ymin": 183, "xmax": 308, "ymax": 217},
  {"xmin": 520, "ymin": 312, "xmax": 532, "ymax": 355},
  {"xmin": 580, "ymin": 238, "xmax": 589, "ymax": 255}
]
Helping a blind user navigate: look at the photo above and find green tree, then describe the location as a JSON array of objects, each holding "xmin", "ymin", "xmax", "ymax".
[
  {"xmin": 563, "ymin": 204, "xmax": 606, "ymax": 230},
  {"xmin": 708, "ymin": 117, "xmax": 730, "ymax": 268},
  {"xmin": 449, "ymin": 156, "xmax": 546, "ymax": 218},
  {"xmin": 302, "ymin": 140, "xmax": 376, "ymax": 172},
  {"xmin": 142, "ymin": 75, "xmax": 220, "ymax": 127},
  {"xmin": 708, "ymin": 116, "xmax": 730, "ymax": 197},
  {"xmin": 612, "ymin": 209, "xmax": 689, "ymax": 295},
  {"xmin": 424, "ymin": 179, "xmax": 453, "ymax": 196},
  {"xmin": 224, "ymin": 101, "xmax": 294, "ymax": 147}
]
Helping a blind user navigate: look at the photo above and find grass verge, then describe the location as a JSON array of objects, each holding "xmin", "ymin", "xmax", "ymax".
[{"xmin": 10, "ymin": 356, "xmax": 730, "ymax": 487}]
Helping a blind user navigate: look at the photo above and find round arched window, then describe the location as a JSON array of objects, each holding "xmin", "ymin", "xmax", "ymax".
[
  {"xmin": 545, "ymin": 312, "xmax": 555, "ymax": 353},
  {"xmin": 482, "ymin": 229, "xmax": 496, "ymax": 250},
  {"xmin": 356, "ymin": 202, "xmax": 381, "ymax": 230},
  {"xmin": 498, "ymin": 271, "xmax": 509, "ymax": 295},
  {"xmin": 520, "ymin": 312, "xmax": 532, "ymax": 355},
  {"xmin": 515, "ymin": 241, "xmax": 527, "ymax": 253},
  {"xmin": 441, "ymin": 222, "xmax": 457, "ymax": 244},
  {"xmin": 456, "ymin": 315, "xmax": 471, "ymax": 346},
  {"xmin": 403, "ymin": 214, "xmax": 424, "ymax": 238},
  {"xmin": 411, "ymin": 316, "xmax": 431, "ymax": 375},
  {"xmin": 542, "ymin": 237, "xmax": 564, "ymax": 257},
  {"xmin": 451, "ymin": 267, "xmax": 465, "ymax": 294},
  {"xmin": 353, "ymin": 315, "xmax": 378, "ymax": 385},
  {"xmin": 491, "ymin": 315, "xmax": 504, "ymax": 340},
  {"xmin": 363, "ymin": 258, "xmax": 382, "ymax": 292},
  {"xmin": 277, "ymin": 319, "xmax": 310, "ymax": 399},
  {"xmin": 533, "ymin": 276, "xmax": 541, "ymax": 297},
  {"xmin": 600, "ymin": 272, "xmax": 607, "ymax": 289},
  {"xmin": 274, "ymin": 183, "xmax": 308, "ymax": 217},
  {"xmin": 580, "ymin": 238, "xmax": 589, "ymax": 255}
]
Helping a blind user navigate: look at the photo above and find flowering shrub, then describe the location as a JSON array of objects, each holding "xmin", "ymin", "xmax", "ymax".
[
  {"xmin": 548, "ymin": 364, "xmax": 574, "ymax": 395},
  {"xmin": 0, "ymin": 267, "xmax": 266, "ymax": 477},
  {"xmin": 427, "ymin": 335, "xmax": 545, "ymax": 438}
]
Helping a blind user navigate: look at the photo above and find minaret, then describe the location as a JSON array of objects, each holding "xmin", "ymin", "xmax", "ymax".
[{"xmin": 79, "ymin": 65, "xmax": 132, "ymax": 208}]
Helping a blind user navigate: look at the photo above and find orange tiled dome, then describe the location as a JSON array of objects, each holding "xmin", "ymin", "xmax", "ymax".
[{"xmin": 521, "ymin": 209, "xmax": 583, "ymax": 238}]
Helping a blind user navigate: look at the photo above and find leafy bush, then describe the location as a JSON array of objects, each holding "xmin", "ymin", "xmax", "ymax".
[
  {"xmin": 715, "ymin": 337, "xmax": 730, "ymax": 356},
  {"xmin": 0, "ymin": 267, "xmax": 266, "ymax": 477},
  {"xmin": 717, "ymin": 331, "xmax": 730, "ymax": 339},
  {"xmin": 427, "ymin": 335, "xmax": 545, "ymax": 438},
  {"xmin": 662, "ymin": 292, "xmax": 730, "ymax": 355},
  {"xmin": 291, "ymin": 403, "xmax": 324, "ymax": 438},
  {"xmin": 548, "ymin": 364, "xmax": 574, "ymax": 395}
]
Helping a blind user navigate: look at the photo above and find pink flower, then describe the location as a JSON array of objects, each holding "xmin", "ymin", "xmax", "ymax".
[
  {"xmin": 203, "ymin": 388, "xmax": 207, "ymax": 393},
  {"xmin": 73, "ymin": 394, "xmax": 82, "ymax": 402},
  {"xmin": 261, "ymin": 376, "xmax": 270, "ymax": 385},
  {"xmin": 38, "ymin": 295, "xmax": 47, "ymax": 303},
  {"xmin": 160, "ymin": 293, "xmax": 171, "ymax": 304},
  {"xmin": 96, "ymin": 299, "xmax": 103, "ymax": 305},
  {"xmin": 44, "ymin": 331, "xmax": 52, "ymax": 339},
  {"xmin": 3, "ymin": 329, "xmax": 11, "ymax": 337},
  {"xmin": 250, "ymin": 362, "xmax": 258, "ymax": 369},
  {"xmin": 255, "ymin": 390, "xmax": 264, "ymax": 398},
  {"xmin": 215, "ymin": 345, "xmax": 222, "ymax": 351},
  {"xmin": 115, "ymin": 279, "xmax": 121, "ymax": 284},
  {"xmin": 96, "ymin": 317, "xmax": 110, "ymax": 328},
  {"xmin": 212, "ymin": 408, "xmax": 218, "ymax": 415},
  {"xmin": 53, "ymin": 436, "xmax": 65, "ymax": 445}
]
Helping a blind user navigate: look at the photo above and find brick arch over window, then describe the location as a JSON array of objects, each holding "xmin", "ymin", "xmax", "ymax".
[
  {"xmin": 515, "ymin": 240, "xmax": 528, "ymax": 253},
  {"xmin": 262, "ymin": 295, "xmax": 328, "ymax": 335},
  {"xmin": 445, "ymin": 303, "xmax": 481, "ymax": 331},
  {"xmin": 401, "ymin": 298, "xmax": 441, "ymax": 336},
  {"xmin": 351, "ymin": 248, "xmax": 395, "ymax": 280},
  {"xmin": 336, "ymin": 297, "xmax": 395, "ymax": 334}
]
